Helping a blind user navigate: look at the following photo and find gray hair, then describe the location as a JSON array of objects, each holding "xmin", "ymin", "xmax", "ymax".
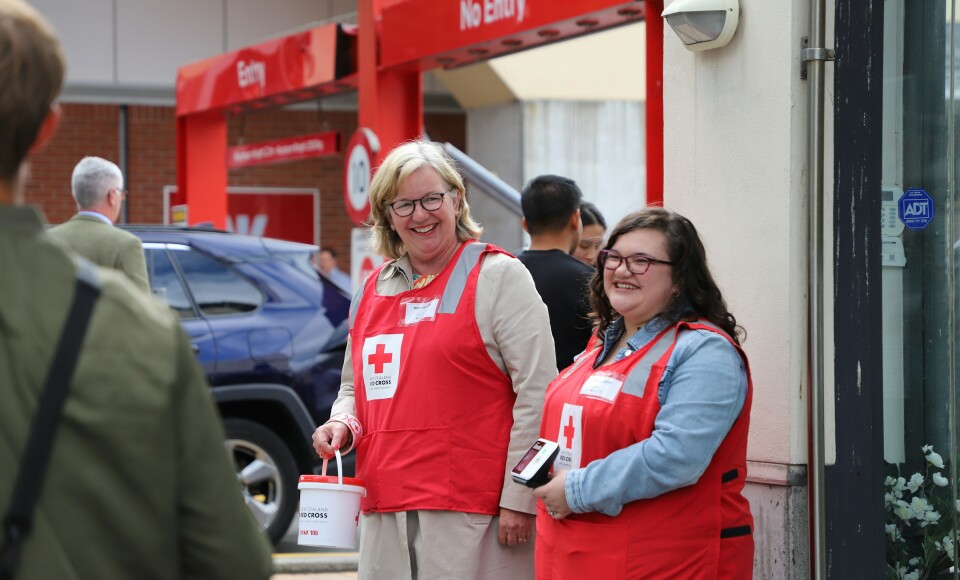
[{"xmin": 71, "ymin": 156, "xmax": 122, "ymax": 209}]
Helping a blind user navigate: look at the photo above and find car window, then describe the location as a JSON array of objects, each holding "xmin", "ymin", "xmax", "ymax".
[
  {"xmin": 145, "ymin": 248, "xmax": 195, "ymax": 319},
  {"xmin": 172, "ymin": 249, "xmax": 262, "ymax": 316}
]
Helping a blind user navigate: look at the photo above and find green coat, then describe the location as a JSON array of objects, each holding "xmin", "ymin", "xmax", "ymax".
[
  {"xmin": 48, "ymin": 213, "xmax": 151, "ymax": 293},
  {"xmin": 0, "ymin": 206, "xmax": 273, "ymax": 580}
]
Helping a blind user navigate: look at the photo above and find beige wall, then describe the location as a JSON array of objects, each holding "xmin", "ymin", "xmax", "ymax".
[{"xmin": 663, "ymin": 0, "xmax": 817, "ymax": 469}]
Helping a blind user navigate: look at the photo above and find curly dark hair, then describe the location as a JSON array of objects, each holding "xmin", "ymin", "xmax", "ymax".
[{"xmin": 588, "ymin": 208, "xmax": 745, "ymax": 345}]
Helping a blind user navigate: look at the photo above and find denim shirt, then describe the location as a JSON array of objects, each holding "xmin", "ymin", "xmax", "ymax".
[{"xmin": 563, "ymin": 316, "xmax": 748, "ymax": 517}]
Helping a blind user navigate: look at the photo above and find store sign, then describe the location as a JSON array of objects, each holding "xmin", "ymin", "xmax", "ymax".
[
  {"xmin": 460, "ymin": 0, "xmax": 527, "ymax": 30},
  {"xmin": 164, "ymin": 186, "xmax": 320, "ymax": 245},
  {"xmin": 176, "ymin": 24, "xmax": 342, "ymax": 115},
  {"xmin": 227, "ymin": 132, "xmax": 340, "ymax": 168},
  {"xmin": 380, "ymin": 0, "xmax": 641, "ymax": 69}
]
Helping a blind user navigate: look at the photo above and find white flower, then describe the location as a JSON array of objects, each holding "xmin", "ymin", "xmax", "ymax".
[
  {"xmin": 894, "ymin": 503, "xmax": 914, "ymax": 522},
  {"xmin": 944, "ymin": 534, "xmax": 956, "ymax": 561},
  {"xmin": 909, "ymin": 496, "xmax": 931, "ymax": 511},
  {"xmin": 908, "ymin": 557, "xmax": 921, "ymax": 566},
  {"xmin": 907, "ymin": 473, "xmax": 925, "ymax": 492},
  {"xmin": 922, "ymin": 444, "xmax": 933, "ymax": 454},
  {"xmin": 926, "ymin": 448, "xmax": 945, "ymax": 469},
  {"xmin": 933, "ymin": 472, "xmax": 949, "ymax": 486},
  {"xmin": 903, "ymin": 571, "xmax": 920, "ymax": 580},
  {"xmin": 886, "ymin": 523, "xmax": 902, "ymax": 542},
  {"xmin": 920, "ymin": 509, "xmax": 941, "ymax": 527}
]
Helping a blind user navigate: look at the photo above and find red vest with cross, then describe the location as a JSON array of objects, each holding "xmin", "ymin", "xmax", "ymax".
[
  {"xmin": 536, "ymin": 321, "xmax": 754, "ymax": 580},
  {"xmin": 350, "ymin": 241, "xmax": 515, "ymax": 514}
]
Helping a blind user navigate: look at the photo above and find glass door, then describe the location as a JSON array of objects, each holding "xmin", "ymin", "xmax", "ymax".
[{"xmin": 882, "ymin": 1, "xmax": 959, "ymax": 577}]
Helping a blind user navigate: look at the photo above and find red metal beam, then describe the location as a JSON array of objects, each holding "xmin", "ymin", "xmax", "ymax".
[
  {"xmin": 380, "ymin": 0, "xmax": 644, "ymax": 70},
  {"xmin": 176, "ymin": 24, "xmax": 356, "ymax": 116},
  {"xmin": 644, "ymin": 0, "xmax": 663, "ymax": 207},
  {"xmin": 359, "ymin": 0, "xmax": 423, "ymax": 166}
]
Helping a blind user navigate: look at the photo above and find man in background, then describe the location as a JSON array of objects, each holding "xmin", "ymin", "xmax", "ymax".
[
  {"xmin": 48, "ymin": 156, "xmax": 150, "ymax": 292},
  {"xmin": 517, "ymin": 175, "xmax": 596, "ymax": 370},
  {"xmin": 312, "ymin": 246, "xmax": 352, "ymax": 291},
  {"xmin": 0, "ymin": 1, "xmax": 273, "ymax": 578}
]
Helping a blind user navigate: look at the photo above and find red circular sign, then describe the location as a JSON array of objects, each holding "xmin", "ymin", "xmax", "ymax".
[{"xmin": 343, "ymin": 128, "xmax": 380, "ymax": 226}]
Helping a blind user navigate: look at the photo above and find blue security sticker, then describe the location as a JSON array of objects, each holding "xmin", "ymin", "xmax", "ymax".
[{"xmin": 898, "ymin": 188, "xmax": 935, "ymax": 230}]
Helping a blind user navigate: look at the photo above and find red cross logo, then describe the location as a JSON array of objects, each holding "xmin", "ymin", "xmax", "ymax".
[
  {"xmin": 563, "ymin": 415, "xmax": 576, "ymax": 449},
  {"xmin": 368, "ymin": 343, "xmax": 393, "ymax": 374}
]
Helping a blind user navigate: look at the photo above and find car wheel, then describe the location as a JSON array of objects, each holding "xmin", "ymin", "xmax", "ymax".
[{"xmin": 224, "ymin": 418, "xmax": 298, "ymax": 545}]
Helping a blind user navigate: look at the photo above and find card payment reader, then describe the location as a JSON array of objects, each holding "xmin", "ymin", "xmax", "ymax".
[{"xmin": 511, "ymin": 439, "xmax": 560, "ymax": 488}]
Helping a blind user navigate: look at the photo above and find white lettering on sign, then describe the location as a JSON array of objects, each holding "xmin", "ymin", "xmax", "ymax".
[
  {"xmin": 460, "ymin": 0, "xmax": 525, "ymax": 31},
  {"xmin": 226, "ymin": 214, "xmax": 268, "ymax": 237},
  {"xmin": 904, "ymin": 201, "xmax": 930, "ymax": 217},
  {"xmin": 237, "ymin": 60, "xmax": 266, "ymax": 90}
]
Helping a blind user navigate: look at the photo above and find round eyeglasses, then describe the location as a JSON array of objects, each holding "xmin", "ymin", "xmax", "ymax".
[
  {"xmin": 387, "ymin": 191, "xmax": 449, "ymax": 217},
  {"xmin": 599, "ymin": 249, "xmax": 673, "ymax": 274}
]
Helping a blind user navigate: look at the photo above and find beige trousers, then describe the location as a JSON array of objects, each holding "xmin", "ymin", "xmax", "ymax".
[{"xmin": 358, "ymin": 511, "xmax": 535, "ymax": 580}]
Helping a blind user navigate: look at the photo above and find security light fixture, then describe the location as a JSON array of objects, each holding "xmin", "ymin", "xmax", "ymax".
[{"xmin": 662, "ymin": 0, "xmax": 740, "ymax": 52}]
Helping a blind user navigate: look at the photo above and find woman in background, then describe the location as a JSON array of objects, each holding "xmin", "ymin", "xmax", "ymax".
[{"xmin": 573, "ymin": 201, "xmax": 606, "ymax": 266}]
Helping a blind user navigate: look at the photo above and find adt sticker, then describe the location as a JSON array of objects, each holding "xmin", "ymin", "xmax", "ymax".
[{"xmin": 898, "ymin": 188, "xmax": 935, "ymax": 230}]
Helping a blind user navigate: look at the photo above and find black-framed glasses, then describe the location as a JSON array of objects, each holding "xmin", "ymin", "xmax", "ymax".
[
  {"xmin": 599, "ymin": 249, "xmax": 673, "ymax": 274},
  {"xmin": 387, "ymin": 191, "xmax": 449, "ymax": 217}
]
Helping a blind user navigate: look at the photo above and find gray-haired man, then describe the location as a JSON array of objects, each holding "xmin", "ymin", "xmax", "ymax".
[{"xmin": 48, "ymin": 156, "xmax": 150, "ymax": 292}]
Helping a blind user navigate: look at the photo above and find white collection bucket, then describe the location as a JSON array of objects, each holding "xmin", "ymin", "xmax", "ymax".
[{"xmin": 297, "ymin": 449, "xmax": 366, "ymax": 548}]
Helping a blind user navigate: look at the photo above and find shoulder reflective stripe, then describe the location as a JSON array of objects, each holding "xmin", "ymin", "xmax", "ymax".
[
  {"xmin": 622, "ymin": 327, "xmax": 678, "ymax": 397},
  {"xmin": 348, "ymin": 279, "xmax": 366, "ymax": 327},
  {"xmin": 437, "ymin": 243, "xmax": 485, "ymax": 314}
]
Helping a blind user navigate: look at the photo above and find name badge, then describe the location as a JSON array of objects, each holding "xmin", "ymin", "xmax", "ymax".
[
  {"xmin": 579, "ymin": 371, "xmax": 624, "ymax": 404},
  {"xmin": 401, "ymin": 298, "xmax": 439, "ymax": 325}
]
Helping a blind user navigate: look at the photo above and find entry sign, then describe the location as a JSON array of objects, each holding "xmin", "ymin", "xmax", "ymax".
[
  {"xmin": 898, "ymin": 188, "xmax": 935, "ymax": 230},
  {"xmin": 344, "ymin": 128, "xmax": 381, "ymax": 226}
]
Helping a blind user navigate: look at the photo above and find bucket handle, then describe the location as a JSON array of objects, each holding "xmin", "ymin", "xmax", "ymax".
[{"xmin": 321, "ymin": 448, "xmax": 344, "ymax": 490}]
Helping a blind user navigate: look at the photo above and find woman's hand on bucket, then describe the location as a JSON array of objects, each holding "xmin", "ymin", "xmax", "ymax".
[{"xmin": 313, "ymin": 422, "xmax": 350, "ymax": 459}]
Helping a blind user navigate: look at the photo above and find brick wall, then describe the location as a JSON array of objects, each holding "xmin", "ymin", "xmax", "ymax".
[{"xmin": 25, "ymin": 102, "xmax": 466, "ymax": 270}]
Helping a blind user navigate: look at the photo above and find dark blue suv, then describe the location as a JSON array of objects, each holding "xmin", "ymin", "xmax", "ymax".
[{"xmin": 129, "ymin": 226, "xmax": 352, "ymax": 544}]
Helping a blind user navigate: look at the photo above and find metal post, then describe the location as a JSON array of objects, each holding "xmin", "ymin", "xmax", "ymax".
[{"xmin": 803, "ymin": 0, "xmax": 831, "ymax": 574}]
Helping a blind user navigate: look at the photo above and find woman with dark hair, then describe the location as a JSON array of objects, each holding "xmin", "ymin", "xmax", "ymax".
[
  {"xmin": 573, "ymin": 201, "xmax": 606, "ymax": 266},
  {"xmin": 532, "ymin": 208, "xmax": 754, "ymax": 579}
]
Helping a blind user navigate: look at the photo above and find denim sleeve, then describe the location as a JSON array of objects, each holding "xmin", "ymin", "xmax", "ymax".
[{"xmin": 564, "ymin": 329, "xmax": 747, "ymax": 516}]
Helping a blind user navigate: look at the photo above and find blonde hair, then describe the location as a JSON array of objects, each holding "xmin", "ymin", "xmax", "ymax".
[
  {"xmin": 0, "ymin": 0, "xmax": 65, "ymax": 182},
  {"xmin": 368, "ymin": 140, "xmax": 483, "ymax": 260}
]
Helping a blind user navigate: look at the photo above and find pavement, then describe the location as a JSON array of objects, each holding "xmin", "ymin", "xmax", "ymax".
[
  {"xmin": 272, "ymin": 574, "xmax": 357, "ymax": 580},
  {"xmin": 270, "ymin": 519, "xmax": 359, "ymax": 578}
]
